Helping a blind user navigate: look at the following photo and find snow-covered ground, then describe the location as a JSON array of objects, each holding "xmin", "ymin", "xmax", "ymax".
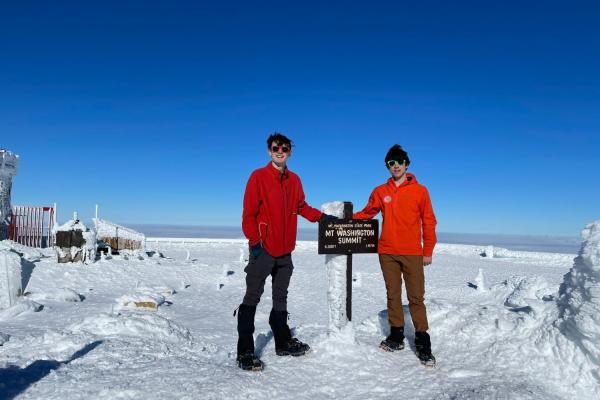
[{"xmin": 0, "ymin": 235, "xmax": 598, "ymax": 400}]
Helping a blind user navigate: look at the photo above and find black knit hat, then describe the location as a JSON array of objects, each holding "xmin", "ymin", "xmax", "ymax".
[{"xmin": 384, "ymin": 144, "xmax": 410, "ymax": 167}]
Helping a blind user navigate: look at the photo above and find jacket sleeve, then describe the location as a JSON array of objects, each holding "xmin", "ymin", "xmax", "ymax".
[
  {"xmin": 242, "ymin": 172, "xmax": 261, "ymax": 246},
  {"xmin": 420, "ymin": 188, "xmax": 437, "ymax": 257},
  {"xmin": 353, "ymin": 189, "xmax": 382, "ymax": 219},
  {"xmin": 297, "ymin": 181, "xmax": 322, "ymax": 223}
]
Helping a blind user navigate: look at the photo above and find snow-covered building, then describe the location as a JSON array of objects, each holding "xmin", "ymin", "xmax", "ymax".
[
  {"xmin": 0, "ymin": 149, "xmax": 19, "ymax": 240},
  {"xmin": 94, "ymin": 218, "xmax": 145, "ymax": 253},
  {"xmin": 54, "ymin": 215, "xmax": 97, "ymax": 263}
]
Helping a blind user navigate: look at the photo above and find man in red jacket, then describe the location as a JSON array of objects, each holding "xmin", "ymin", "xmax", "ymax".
[
  {"xmin": 353, "ymin": 144, "xmax": 437, "ymax": 367},
  {"xmin": 237, "ymin": 132, "xmax": 332, "ymax": 371}
]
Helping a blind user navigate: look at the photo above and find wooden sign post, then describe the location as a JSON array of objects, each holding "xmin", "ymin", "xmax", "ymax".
[{"xmin": 318, "ymin": 201, "xmax": 378, "ymax": 323}]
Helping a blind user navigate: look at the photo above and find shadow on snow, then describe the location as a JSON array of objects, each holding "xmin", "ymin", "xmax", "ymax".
[{"xmin": 0, "ymin": 340, "xmax": 103, "ymax": 400}]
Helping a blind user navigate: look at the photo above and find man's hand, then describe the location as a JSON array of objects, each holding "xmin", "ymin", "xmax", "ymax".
[
  {"xmin": 423, "ymin": 256, "xmax": 432, "ymax": 266},
  {"xmin": 250, "ymin": 243, "xmax": 263, "ymax": 258}
]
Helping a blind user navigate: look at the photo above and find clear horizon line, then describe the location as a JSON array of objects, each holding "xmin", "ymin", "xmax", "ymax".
[{"xmin": 123, "ymin": 222, "xmax": 580, "ymax": 240}]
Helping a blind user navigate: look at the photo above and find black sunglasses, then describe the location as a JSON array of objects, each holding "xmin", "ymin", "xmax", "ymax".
[{"xmin": 271, "ymin": 145, "xmax": 290, "ymax": 153}]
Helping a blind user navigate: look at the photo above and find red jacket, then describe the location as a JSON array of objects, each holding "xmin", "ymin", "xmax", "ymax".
[
  {"xmin": 242, "ymin": 162, "xmax": 322, "ymax": 257},
  {"xmin": 353, "ymin": 173, "xmax": 437, "ymax": 256}
]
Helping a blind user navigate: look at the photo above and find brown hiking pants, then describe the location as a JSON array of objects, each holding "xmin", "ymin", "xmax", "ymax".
[{"xmin": 379, "ymin": 254, "xmax": 429, "ymax": 332}]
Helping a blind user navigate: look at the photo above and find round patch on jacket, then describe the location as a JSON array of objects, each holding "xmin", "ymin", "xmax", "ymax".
[{"xmin": 383, "ymin": 195, "xmax": 392, "ymax": 203}]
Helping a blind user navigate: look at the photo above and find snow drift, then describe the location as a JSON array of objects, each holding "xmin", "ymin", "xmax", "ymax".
[{"xmin": 70, "ymin": 312, "xmax": 193, "ymax": 345}]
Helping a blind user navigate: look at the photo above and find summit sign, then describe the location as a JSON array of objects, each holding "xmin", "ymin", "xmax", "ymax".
[{"xmin": 318, "ymin": 219, "xmax": 379, "ymax": 254}]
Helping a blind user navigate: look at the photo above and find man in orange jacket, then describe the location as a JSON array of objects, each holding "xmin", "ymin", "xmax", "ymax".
[
  {"xmin": 354, "ymin": 144, "xmax": 437, "ymax": 366},
  {"xmin": 237, "ymin": 132, "xmax": 334, "ymax": 371}
]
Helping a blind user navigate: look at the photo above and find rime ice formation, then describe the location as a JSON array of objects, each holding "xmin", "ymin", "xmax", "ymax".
[
  {"xmin": 0, "ymin": 249, "xmax": 22, "ymax": 310},
  {"xmin": 475, "ymin": 268, "xmax": 487, "ymax": 292},
  {"xmin": 557, "ymin": 220, "xmax": 600, "ymax": 366},
  {"xmin": 0, "ymin": 150, "xmax": 19, "ymax": 239}
]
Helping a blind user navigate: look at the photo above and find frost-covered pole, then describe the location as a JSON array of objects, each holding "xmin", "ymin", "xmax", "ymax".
[
  {"xmin": 51, "ymin": 202, "xmax": 57, "ymax": 247},
  {"xmin": 475, "ymin": 268, "xmax": 487, "ymax": 292},
  {"xmin": 321, "ymin": 201, "xmax": 353, "ymax": 331},
  {"xmin": 344, "ymin": 202, "xmax": 353, "ymax": 320},
  {"xmin": 94, "ymin": 204, "xmax": 99, "ymax": 232}
]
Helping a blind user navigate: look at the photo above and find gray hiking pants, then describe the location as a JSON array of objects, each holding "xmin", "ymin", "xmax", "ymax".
[{"xmin": 242, "ymin": 249, "xmax": 294, "ymax": 311}]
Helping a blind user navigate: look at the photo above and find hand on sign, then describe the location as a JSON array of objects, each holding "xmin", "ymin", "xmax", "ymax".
[
  {"xmin": 423, "ymin": 256, "xmax": 432, "ymax": 266},
  {"xmin": 320, "ymin": 214, "xmax": 340, "ymax": 222}
]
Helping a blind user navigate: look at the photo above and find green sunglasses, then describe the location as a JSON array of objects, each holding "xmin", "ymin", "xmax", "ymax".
[{"xmin": 386, "ymin": 159, "xmax": 406, "ymax": 168}]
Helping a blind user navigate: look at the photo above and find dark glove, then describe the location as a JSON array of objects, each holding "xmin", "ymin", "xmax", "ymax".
[
  {"xmin": 250, "ymin": 243, "xmax": 263, "ymax": 258},
  {"xmin": 320, "ymin": 213, "xmax": 340, "ymax": 222}
]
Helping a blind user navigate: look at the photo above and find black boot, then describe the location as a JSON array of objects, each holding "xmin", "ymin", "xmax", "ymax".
[
  {"xmin": 269, "ymin": 310, "xmax": 310, "ymax": 357},
  {"xmin": 415, "ymin": 331, "xmax": 436, "ymax": 367},
  {"xmin": 236, "ymin": 304, "xmax": 263, "ymax": 371},
  {"xmin": 379, "ymin": 326, "xmax": 405, "ymax": 352}
]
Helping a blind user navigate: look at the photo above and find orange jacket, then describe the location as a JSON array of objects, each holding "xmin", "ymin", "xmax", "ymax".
[
  {"xmin": 353, "ymin": 173, "xmax": 437, "ymax": 256},
  {"xmin": 242, "ymin": 162, "xmax": 322, "ymax": 257}
]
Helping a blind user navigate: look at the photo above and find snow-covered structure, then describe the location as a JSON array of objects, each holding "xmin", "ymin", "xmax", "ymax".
[
  {"xmin": 0, "ymin": 249, "xmax": 22, "ymax": 310},
  {"xmin": 557, "ymin": 220, "xmax": 600, "ymax": 366},
  {"xmin": 94, "ymin": 218, "xmax": 145, "ymax": 253},
  {"xmin": 0, "ymin": 149, "xmax": 19, "ymax": 240},
  {"xmin": 54, "ymin": 215, "xmax": 97, "ymax": 263}
]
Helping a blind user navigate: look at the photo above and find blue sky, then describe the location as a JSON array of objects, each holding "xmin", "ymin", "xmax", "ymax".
[{"xmin": 1, "ymin": 0, "xmax": 598, "ymax": 236}]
